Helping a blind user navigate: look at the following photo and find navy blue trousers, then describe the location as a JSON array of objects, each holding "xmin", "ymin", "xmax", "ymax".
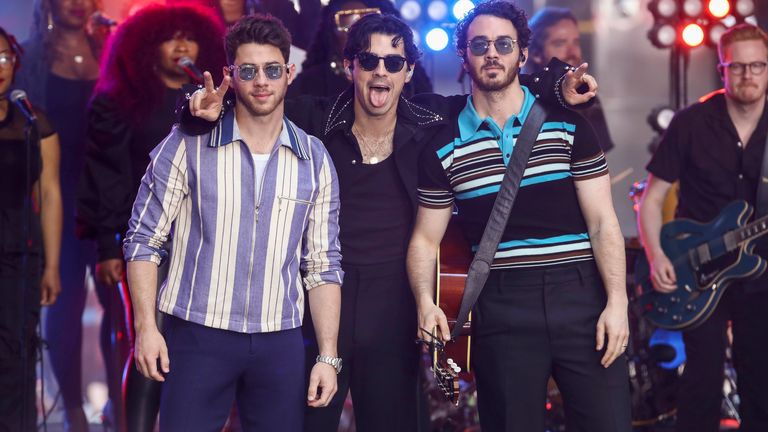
[{"xmin": 159, "ymin": 315, "xmax": 305, "ymax": 432}]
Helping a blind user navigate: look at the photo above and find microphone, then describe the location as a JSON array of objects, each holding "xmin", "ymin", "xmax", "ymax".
[
  {"xmin": 91, "ymin": 11, "xmax": 117, "ymax": 27},
  {"xmin": 10, "ymin": 90, "xmax": 37, "ymax": 123},
  {"xmin": 178, "ymin": 56, "xmax": 203, "ymax": 84}
]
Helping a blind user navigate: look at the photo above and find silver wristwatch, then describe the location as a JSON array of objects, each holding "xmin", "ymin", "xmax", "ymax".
[{"xmin": 315, "ymin": 355, "xmax": 343, "ymax": 374}]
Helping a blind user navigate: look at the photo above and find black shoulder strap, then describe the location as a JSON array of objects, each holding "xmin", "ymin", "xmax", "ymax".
[
  {"xmin": 451, "ymin": 100, "xmax": 549, "ymax": 339},
  {"xmin": 757, "ymin": 131, "xmax": 768, "ymax": 217}
]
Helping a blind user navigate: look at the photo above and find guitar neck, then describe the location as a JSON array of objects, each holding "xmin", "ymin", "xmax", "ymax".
[{"xmin": 728, "ymin": 213, "xmax": 768, "ymax": 249}]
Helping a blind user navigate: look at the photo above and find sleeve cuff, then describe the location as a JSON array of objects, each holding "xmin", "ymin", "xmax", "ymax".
[{"xmin": 303, "ymin": 269, "xmax": 344, "ymax": 291}]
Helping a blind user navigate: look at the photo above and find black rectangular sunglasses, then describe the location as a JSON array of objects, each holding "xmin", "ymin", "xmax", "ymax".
[{"xmin": 355, "ymin": 52, "xmax": 407, "ymax": 73}]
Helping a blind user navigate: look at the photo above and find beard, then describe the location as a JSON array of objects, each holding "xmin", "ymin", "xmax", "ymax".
[
  {"xmin": 235, "ymin": 85, "xmax": 283, "ymax": 117},
  {"xmin": 468, "ymin": 59, "xmax": 519, "ymax": 92}
]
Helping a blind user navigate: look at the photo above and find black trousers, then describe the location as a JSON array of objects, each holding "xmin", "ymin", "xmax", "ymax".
[
  {"xmin": 676, "ymin": 284, "xmax": 768, "ymax": 432},
  {"xmin": 472, "ymin": 261, "xmax": 631, "ymax": 432},
  {"xmin": 302, "ymin": 260, "xmax": 426, "ymax": 432},
  {"xmin": 0, "ymin": 254, "xmax": 41, "ymax": 432}
]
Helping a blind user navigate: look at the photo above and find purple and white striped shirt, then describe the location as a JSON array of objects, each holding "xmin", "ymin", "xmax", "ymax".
[{"xmin": 124, "ymin": 110, "xmax": 343, "ymax": 333}]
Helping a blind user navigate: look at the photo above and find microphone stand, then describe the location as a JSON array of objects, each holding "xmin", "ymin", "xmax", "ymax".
[{"xmin": 19, "ymin": 114, "xmax": 40, "ymax": 432}]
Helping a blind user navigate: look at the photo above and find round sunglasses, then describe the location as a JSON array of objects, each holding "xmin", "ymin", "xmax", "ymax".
[
  {"xmin": 229, "ymin": 63, "xmax": 290, "ymax": 81},
  {"xmin": 355, "ymin": 52, "xmax": 408, "ymax": 73},
  {"xmin": 467, "ymin": 37, "xmax": 517, "ymax": 56}
]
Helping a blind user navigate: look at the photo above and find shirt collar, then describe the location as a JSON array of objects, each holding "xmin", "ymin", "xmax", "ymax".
[
  {"xmin": 324, "ymin": 86, "xmax": 447, "ymax": 137},
  {"xmin": 208, "ymin": 107, "xmax": 311, "ymax": 160},
  {"xmin": 458, "ymin": 85, "xmax": 535, "ymax": 141}
]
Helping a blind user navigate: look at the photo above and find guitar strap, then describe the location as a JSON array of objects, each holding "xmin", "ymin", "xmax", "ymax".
[
  {"xmin": 757, "ymin": 129, "xmax": 768, "ymax": 217},
  {"xmin": 451, "ymin": 100, "xmax": 548, "ymax": 340}
]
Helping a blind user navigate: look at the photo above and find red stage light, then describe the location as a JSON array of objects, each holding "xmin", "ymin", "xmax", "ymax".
[
  {"xmin": 708, "ymin": 0, "xmax": 731, "ymax": 18},
  {"xmin": 682, "ymin": 23, "xmax": 705, "ymax": 47}
]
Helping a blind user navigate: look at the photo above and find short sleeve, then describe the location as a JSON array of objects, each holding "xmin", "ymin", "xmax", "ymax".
[
  {"xmin": 570, "ymin": 113, "xmax": 609, "ymax": 181},
  {"xmin": 646, "ymin": 112, "xmax": 685, "ymax": 183},
  {"xmin": 417, "ymin": 143, "xmax": 455, "ymax": 208},
  {"xmin": 32, "ymin": 107, "xmax": 55, "ymax": 139}
]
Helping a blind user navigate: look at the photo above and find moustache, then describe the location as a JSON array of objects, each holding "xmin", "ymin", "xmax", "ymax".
[{"xmin": 482, "ymin": 61, "xmax": 504, "ymax": 69}]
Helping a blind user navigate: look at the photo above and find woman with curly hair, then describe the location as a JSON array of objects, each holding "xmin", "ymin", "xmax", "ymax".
[{"xmin": 76, "ymin": 4, "xmax": 225, "ymax": 431}]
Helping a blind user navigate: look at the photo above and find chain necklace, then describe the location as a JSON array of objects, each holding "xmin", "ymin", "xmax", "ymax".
[{"xmin": 352, "ymin": 123, "xmax": 394, "ymax": 164}]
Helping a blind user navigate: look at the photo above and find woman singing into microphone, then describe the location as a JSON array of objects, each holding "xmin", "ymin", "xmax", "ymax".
[{"xmin": 0, "ymin": 26, "xmax": 62, "ymax": 432}]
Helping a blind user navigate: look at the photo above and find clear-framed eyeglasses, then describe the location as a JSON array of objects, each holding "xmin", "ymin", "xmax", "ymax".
[{"xmin": 228, "ymin": 63, "xmax": 291, "ymax": 81}]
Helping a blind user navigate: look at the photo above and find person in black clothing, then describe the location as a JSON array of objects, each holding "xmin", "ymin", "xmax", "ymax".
[
  {"xmin": 526, "ymin": 7, "xmax": 615, "ymax": 153},
  {"xmin": 0, "ymin": 26, "xmax": 62, "ymax": 432},
  {"xmin": 76, "ymin": 5, "xmax": 226, "ymax": 431},
  {"xmin": 184, "ymin": 12, "xmax": 598, "ymax": 431},
  {"xmin": 14, "ymin": 1, "xmax": 111, "ymax": 429},
  {"xmin": 287, "ymin": 0, "xmax": 433, "ymax": 99},
  {"xmin": 639, "ymin": 24, "xmax": 768, "ymax": 432}
]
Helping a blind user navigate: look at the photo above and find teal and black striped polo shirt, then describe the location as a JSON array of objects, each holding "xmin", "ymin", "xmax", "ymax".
[{"xmin": 418, "ymin": 86, "xmax": 608, "ymax": 270}]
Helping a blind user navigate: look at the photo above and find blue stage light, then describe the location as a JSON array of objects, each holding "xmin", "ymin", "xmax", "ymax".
[
  {"xmin": 452, "ymin": 0, "xmax": 474, "ymax": 20},
  {"xmin": 425, "ymin": 28, "xmax": 449, "ymax": 51},
  {"xmin": 400, "ymin": 0, "xmax": 422, "ymax": 21}
]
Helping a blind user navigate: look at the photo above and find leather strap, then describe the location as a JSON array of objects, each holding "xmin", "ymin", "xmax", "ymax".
[
  {"xmin": 757, "ymin": 131, "xmax": 768, "ymax": 217},
  {"xmin": 451, "ymin": 100, "xmax": 548, "ymax": 339}
]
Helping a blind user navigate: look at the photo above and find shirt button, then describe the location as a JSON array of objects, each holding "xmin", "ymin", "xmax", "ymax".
[
  {"xmin": 505, "ymin": 153, "xmax": 510, "ymax": 158},
  {"xmin": 737, "ymin": 141, "xmax": 743, "ymax": 148},
  {"xmin": 738, "ymin": 174, "xmax": 744, "ymax": 180},
  {"xmin": 352, "ymin": 160, "xmax": 357, "ymax": 164}
]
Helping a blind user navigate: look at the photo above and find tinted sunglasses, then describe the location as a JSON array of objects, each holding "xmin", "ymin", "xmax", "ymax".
[
  {"xmin": 356, "ymin": 52, "xmax": 407, "ymax": 73},
  {"xmin": 229, "ymin": 63, "xmax": 289, "ymax": 81},
  {"xmin": 335, "ymin": 8, "xmax": 381, "ymax": 32},
  {"xmin": 467, "ymin": 37, "xmax": 517, "ymax": 56}
]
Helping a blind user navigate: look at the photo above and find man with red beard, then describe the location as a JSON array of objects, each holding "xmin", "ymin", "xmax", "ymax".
[
  {"xmin": 408, "ymin": 1, "xmax": 631, "ymax": 431},
  {"xmin": 639, "ymin": 24, "xmax": 768, "ymax": 432},
  {"xmin": 184, "ymin": 12, "xmax": 599, "ymax": 431}
]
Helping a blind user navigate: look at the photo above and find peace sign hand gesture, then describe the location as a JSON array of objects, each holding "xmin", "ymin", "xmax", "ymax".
[{"xmin": 189, "ymin": 70, "xmax": 232, "ymax": 122}]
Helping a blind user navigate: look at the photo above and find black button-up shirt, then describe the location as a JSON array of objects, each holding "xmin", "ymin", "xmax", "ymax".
[{"xmin": 648, "ymin": 92, "xmax": 768, "ymax": 224}]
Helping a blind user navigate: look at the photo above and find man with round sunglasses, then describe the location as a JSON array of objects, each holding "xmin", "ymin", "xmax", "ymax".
[
  {"xmin": 123, "ymin": 15, "xmax": 343, "ymax": 431},
  {"xmin": 408, "ymin": 1, "xmax": 631, "ymax": 431},
  {"xmin": 639, "ymin": 24, "xmax": 768, "ymax": 432},
  {"xmin": 184, "ymin": 12, "xmax": 599, "ymax": 432}
]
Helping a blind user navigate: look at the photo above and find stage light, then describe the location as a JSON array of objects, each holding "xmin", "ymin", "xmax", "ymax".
[
  {"xmin": 428, "ymin": 0, "xmax": 449, "ymax": 21},
  {"xmin": 400, "ymin": 0, "xmax": 421, "ymax": 21},
  {"xmin": 682, "ymin": 22, "xmax": 705, "ymax": 47},
  {"xmin": 707, "ymin": 22, "xmax": 727, "ymax": 45},
  {"xmin": 721, "ymin": 15, "xmax": 737, "ymax": 26},
  {"xmin": 425, "ymin": 28, "xmax": 450, "ymax": 51},
  {"xmin": 648, "ymin": 0, "xmax": 678, "ymax": 19},
  {"xmin": 452, "ymin": 0, "xmax": 474, "ymax": 20},
  {"xmin": 648, "ymin": 22, "xmax": 677, "ymax": 49},
  {"xmin": 734, "ymin": 0, "xmax": 755, "ymax": 17},
  {"xmin": 682, "ymin": 0, "xmax": 703, "ymax": 17},
  {"xmin": 648, "ymin": 105, "xmax": 676, "ymax": 133},
  {"xmin": 708, "ymin": 0, "xmax": 730, "ymax": 18}
]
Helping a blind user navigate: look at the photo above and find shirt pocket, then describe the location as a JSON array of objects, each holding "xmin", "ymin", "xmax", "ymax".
[{"xmin": 278, "ymin": 196, "xmax": 316, "ymax": 230}]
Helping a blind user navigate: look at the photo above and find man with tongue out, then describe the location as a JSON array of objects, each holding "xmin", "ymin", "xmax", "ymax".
[{"xmin": 183, "ymin": 11, "xmax": 598, "ymax": 431}]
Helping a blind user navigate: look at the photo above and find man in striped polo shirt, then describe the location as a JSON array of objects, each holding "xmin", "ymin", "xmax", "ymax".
[
  {"xmin": 407, "ymin": 1, "xmax": 631, "ymax": 431},
  {"xmin": 123, "ymin": 15, "xmax": 343, "ymax": 430}
]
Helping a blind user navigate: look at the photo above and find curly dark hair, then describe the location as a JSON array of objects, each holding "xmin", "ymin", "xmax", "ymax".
[
  {"xmin": 455, "ymin": 0, "xmax": 531, "ymax": 59},
  {"xmin": 94, "ymin": 3, "xmax": 226, "ymax": 124},
  {"xmin": 302, "ymin": 0, "xmax": 400, "ymax": 70},
  {"xmin": 0, "ymin": 27, "xmax": 23, "ymax": 73},
  {"xmin": 343, "ymin": 13, "xmax": 421, "ymax": 66},
  {"xmin": 225, "ymin": 14, "xmax": 292, "ymax": 64}
]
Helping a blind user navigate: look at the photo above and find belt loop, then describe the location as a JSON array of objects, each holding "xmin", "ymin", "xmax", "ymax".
[{"xmin": 576, "ymin": 263, "xmax": 585, "ymax": 286}]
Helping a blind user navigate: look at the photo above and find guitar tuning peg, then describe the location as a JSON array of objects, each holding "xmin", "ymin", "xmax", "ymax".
[{"xmin": 447, "ymin": 358, "xmax": 455, "ymax": 365}]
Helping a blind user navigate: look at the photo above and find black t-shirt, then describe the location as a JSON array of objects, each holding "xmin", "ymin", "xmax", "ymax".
[
  {"xmin": 336, "ymin": 150, "xmax": 412, "ymax": 266},
  {"xmin": 0, "ymin": 103, "xmax": 56, "ymax": 254}
]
